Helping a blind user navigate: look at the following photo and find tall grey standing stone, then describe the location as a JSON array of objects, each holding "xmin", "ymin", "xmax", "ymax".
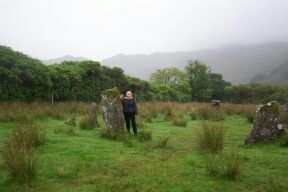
[
  {"xmin": 245, "ymin": 101, "xmax": 285, "ymax": 144},
  {"xmin": 100, "ymin": 88, "xmax": 124, "ymax": 130}
]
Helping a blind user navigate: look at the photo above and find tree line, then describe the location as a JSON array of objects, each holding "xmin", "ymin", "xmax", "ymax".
[{"xmin": 1, "ymin": 45, "xmax": 287, "ymax": 104}]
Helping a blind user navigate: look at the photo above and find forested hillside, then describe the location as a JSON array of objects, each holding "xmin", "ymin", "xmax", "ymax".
[
  {"xmin": 0, "ymin": 46, "xmax": 150, "ymax": 102},
  {"xmin": 1, "ymin": 45, "xmax": 288, "ymax": 104},
  {"xmin": 251, "ymin": 63, "xmax": 288, "ymax": 84}
]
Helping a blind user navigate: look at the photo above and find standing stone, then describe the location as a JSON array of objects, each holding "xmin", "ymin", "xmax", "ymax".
[
  {"xmin": 245, "ymin": 101, "xmax": 285, "ymax": 144},
  {"xmin": 211, "ymin": 100, "xmax": 221, "ymax": 109},
  {"xmin": 90, "ymin": 102, "xmax": 98, "ymax": 127},
  {"xmin": 100, "ymin": 87, "xmax": 124, "ymax": 130}
]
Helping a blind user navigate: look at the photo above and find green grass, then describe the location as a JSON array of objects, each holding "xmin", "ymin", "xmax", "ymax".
[{"xmin": 0, "ymin": 114, "xmax": 288, "ymax": 191}]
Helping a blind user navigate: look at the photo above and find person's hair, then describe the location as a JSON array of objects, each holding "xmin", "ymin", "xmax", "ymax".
[{"xmin": 126, "ymin": 90, "xmax": 132, "ymax": 93}]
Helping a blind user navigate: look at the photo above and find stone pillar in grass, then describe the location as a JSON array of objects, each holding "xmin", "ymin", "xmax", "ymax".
[
  {"xmin": 245, "ymin": 101, "xmax": 285, "ymax": 144},
  {"xmin": 100, "ymin": 87, "xmax": 124, "ymax": 130}
]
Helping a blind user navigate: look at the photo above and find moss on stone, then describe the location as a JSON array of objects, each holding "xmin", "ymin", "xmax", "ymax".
[{"xmin": 101, "ymin": 87, "xmax": 120, "ymax": 99}]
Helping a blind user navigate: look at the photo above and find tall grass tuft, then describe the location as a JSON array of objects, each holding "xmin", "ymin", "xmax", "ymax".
[
  {"xmin": 79, "ymin": 115, "xmax": 97, "ymax": 130},
  {"xmin": 100, "ymin": 129, "xmax": 128, "ymax": 141},
  {"xmin": 171, "ymin": 115, "xmax": 188, "ymax": 127},
  {"xmin": 225, "ymin": 152, "xmax": 241, "ymax": 180},
  {"xmin": 196, "ymin": 108, "xmax": 226, "ymax": 121},
  {"xmin": 3, "ymin": 141, "xmax": 36, "ymax": 181},
  {"xmin": 196, "ymin": 123, "xmax": 225, "ymax": 153},
  {"xmin": 261, "ymin": 173, "xmax": 288, "ymax": 192},
  {"xmin": 154, "ymin": 137, "xmax": 169, "ymax": 148},
  {"xmin": 205, "ymin": 152, "xmax": 241, "ymax": 180},
  {"xmin": 137, "ymin": 130, "xmax": 152, "ymax": 142}
]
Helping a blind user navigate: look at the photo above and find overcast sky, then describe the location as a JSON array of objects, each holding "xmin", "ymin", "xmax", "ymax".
[{"xmin": 0, "ymin": 0, "xmax": 288, "ymax": 60}]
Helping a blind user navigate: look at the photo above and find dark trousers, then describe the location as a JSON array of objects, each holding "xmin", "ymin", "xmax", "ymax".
[{"xmin": 124, "ymin": 112, "xmax": 137, "ymax": 135}]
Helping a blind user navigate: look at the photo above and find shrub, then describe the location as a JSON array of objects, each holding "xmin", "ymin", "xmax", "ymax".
[
  {"xmin": 196, "ymin": 123, "xmax": 225, "ymax": 153},
  {"xmin": 171, "ymin": 116, "xmax": 188, "ymax": 127},
  {"xmin": 137, "ymin": 130, "xmax": 152, "ymax": 142},
  {"xmin": 79, "ymin": 115, "xmax": 96, "ymax": 130},
  {"xmin": 100, "ymin": 129, "xmax": 128, "ymax": 141}
]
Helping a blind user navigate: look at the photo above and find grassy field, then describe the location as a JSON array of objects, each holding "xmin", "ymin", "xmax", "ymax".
[{"xmin": 0, "ymin": 102, "xmax": 287, "ymax": 192}]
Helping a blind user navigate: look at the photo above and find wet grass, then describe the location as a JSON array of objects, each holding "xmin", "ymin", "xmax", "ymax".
[{"xmin": 0, "ymin": 103, "xmax": 287, "ymax": 191}]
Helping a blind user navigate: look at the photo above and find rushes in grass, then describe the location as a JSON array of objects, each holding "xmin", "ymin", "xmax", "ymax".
[
  {"xmin": 79, "ymin": 115, "xmax": 97, "ymax": 130},
  {"xmin": 8, "ymin": 125, "xmax": 47, "ymax": 150},
  {"xmin": 154, "ymin": 137, "xmax": 169, "ymax": 148},
  {"xmin": 2, "ymin": 125, "xmax": 45, "ymax": 181},
  {"xmin": 196, "ymin": 108, "xmax": 226, "ymax": 121},
  {"xmin": 3, "ymin": 142, "xmax": 36, "ymax": 181},
  {"xmin": 65, "ymin": 116, "xmax": 77, "ymax": 127},
  {"xmin": 225, "ymin": 152, "xmax": 241, "ymax": 180},
  {"xmin": 196, "ymin": 123, "xmax": 225, "ymax": 153},
  {"xmin": 205, "ymin": 152, "xmax": 241, "ymax": 180},
  {"xmin": 262, "ymin": 173, "xmax": 288, "ymax": 192},
  {"xmin": 100, "ymin": 129, "xmax": 128, "ymax": 141},
  {"xmin": 137, "ymin": 130, "xmax": 152, "ymax": 142},
  {"xmin": 171, "ymin": 116, "xmax": 188, "ymax": 127}
]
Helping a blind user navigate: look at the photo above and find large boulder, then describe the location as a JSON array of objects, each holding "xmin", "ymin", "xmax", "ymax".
[
  {"xmin": 245, "ymin": 101, "xmax": 285, "ymax": 144},
  {"xmin": 100, "ymin": 88, "xmax": 124, "ymax": 130}
]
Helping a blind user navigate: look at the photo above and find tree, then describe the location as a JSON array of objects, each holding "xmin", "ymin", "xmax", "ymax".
[
  {"xmin": 185, "ymin": 60, "xmax": 211, "ymax": 101},
  {"xmin": 150, "ymin": 67, "xmax": 190, "ymax": 102},
  {"xmin": 150, "ymin": 67, "xmax": 187, "ymax": 86},
  {"xmin": 0, "ymin": 46, "xmax": 52, "ymax": 101}
]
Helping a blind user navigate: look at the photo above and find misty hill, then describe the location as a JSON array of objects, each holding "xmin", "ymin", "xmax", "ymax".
[
  {"xmin": 43, "ymin": 55, "xmax": 89, "ymax": 65},
  {"xmin": 102, "ymin": 42, "xmax": 288, "ymax": 83},
  {"xmin": 251, "ymin": 62, "xmax": 288, "ymax": 84}
]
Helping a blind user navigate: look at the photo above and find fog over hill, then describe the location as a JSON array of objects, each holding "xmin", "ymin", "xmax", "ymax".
[
  {"xmin": 42, "ymin": 55, "xmax": 89, "ymax": 65},
  {"xmin": 102, "ymin": 42, "xmax": 288, "ymax": 84}
]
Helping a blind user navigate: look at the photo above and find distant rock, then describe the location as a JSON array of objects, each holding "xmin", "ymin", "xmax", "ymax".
[
  {"xmin": 42, "ymin": 55, "xmax": 89, "ymax": 65},
  {"xmin": 245, "ymin": 101, "xmax": 285, "ymax": 144}
]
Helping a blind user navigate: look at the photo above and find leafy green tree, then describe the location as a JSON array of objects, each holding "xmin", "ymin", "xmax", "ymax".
[
  {"xmin": 150, "ymin": 67, "xmax": 190, "ymax": 102},
  {"xmin": 185, "ymin": 60, "xmax": 211, "ymax": 101},
  {"xmin": 150, "ymin": 67, "xmax": 187, "ymax": 86}
]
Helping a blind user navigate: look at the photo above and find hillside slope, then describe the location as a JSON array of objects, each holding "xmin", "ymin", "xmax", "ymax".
[
  {"xmin": 102, "ymin": 42, "xmax": 288, "ymax": 83},
  {"xmin": 43, "ymin": 55, "xmax": 89, "ymax": 65}
]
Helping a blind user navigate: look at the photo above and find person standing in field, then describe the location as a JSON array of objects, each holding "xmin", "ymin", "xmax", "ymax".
[{"xmin": 121, "ymin": 90, "xmax": 138, "ymax": 136}]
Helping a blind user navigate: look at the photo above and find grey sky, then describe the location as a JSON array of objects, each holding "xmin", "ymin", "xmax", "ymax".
[{"xmin": 0, "ymin": 0, "xmax": 288, "ymax": 60}]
